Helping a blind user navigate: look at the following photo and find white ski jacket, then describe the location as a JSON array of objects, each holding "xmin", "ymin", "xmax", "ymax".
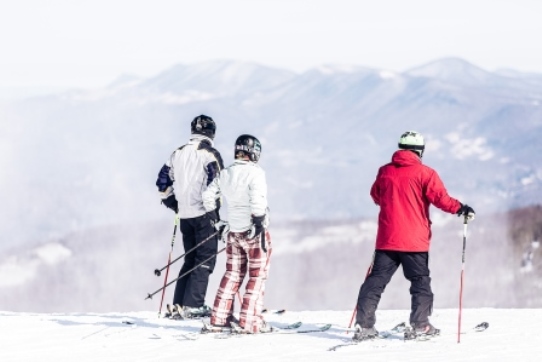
[
  {"xmin": 157, "ymin": 135, "xmax": 223, "ymax": 219},
  {"xmin": 202, "ymin": 160, "xmax": 268, "ymax": 232}
]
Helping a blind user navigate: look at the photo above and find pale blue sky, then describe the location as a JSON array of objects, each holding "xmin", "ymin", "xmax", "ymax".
[{"xmin": 1, "ymin": 0, "xmax": 541, "ymax": 90}]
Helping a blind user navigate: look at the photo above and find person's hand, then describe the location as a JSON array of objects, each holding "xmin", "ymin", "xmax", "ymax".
[
  {"xmin": 161, "ymin": 195, "xmax": 179, "ymax": 213},
  {"xmin": 214, "ymin": 220, "xmax": 230, "ymax": 242},
  {"xmin": 457, "ymin": 203, "xmax": 475, "ymax": 220},
  {"xmin": 206, "ymin": 209, "xmax": 219, "ymax": 227},
  {"xmin": 249, "ymin": 214, "xmax": 265, "ymax": 239}
]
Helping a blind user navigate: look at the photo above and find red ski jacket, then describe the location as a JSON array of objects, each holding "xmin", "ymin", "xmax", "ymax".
[{"xmin": 370, "ymin": 150, "xmax": 461, "ymax": 252}]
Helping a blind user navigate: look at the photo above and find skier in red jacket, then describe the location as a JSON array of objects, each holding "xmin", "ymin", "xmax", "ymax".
[{"xmin": 353, "ymin": 131, "xmax": 475, "ymax": 341}]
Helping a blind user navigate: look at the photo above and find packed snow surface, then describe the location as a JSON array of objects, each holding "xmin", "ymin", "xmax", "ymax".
[{"xmin": 1, "ymin": 308, "xmax": 541, "ymax": 361}]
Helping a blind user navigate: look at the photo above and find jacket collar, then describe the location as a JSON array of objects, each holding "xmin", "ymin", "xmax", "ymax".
[
  {"xmin": 233, "ymin": 159, "xmax": 254, "ymax": 166},
  {"xmin": 391, "ymin": 149, "xmax": 422, "ymax": 167},
  {"xmin": 189, "ymin": 134, "xmax": 214, "ymax": 146}
]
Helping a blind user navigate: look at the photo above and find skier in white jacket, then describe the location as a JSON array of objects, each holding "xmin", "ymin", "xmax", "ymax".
[
  {"xmin": 202, "ymin": 134, "xmax": 272, "ymax": 333},
  {"xmin": 155, "ymin": 115, "xmax": 224, "ymax": 319}
]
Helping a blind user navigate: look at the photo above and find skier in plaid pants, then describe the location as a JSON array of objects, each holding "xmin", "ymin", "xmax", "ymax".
[{"xmin": 202, "ymin": 134, "xmax": 272, "ymax": 333}]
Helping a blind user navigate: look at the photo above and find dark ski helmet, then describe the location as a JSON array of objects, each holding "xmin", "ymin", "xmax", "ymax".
[
  {"xmin": 191, "ymin": 114, "xmax": 216, "ymax": 139},
  {"xmin": 398, "ymin": 130, "xmax": 425, "ymax": 157},
  {"xmin": 235, "ymin": 134, "xmax": 262, "ymax": 162}
]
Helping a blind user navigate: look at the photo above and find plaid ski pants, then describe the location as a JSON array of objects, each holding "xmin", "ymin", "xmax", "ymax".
[{"xmin": 210, "ymin": 230, "xmax": 272, "ymax": 333}]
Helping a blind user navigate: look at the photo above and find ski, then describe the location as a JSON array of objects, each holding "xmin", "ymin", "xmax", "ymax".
[
  {"xmin": 405, "ymin": 321, "xmax": 489, "ymax": 341},
  {"xmin": 290, "ymin": 323, "xmax": 331, "ymax": 334},
  {"xmin": 202, "ymin": 320, "xmax": 301, "ymax": 335},
  {"xmin": 262, "ymin": 308, "xmax": 286, "ymax": 315},
  {"xmin": 328, "ymin": 322, "xmax": 406, "ymax": 351},
  {"xmin": 215, "ymin": 322, "xmax": 332, "ymax": 339},
  {"xmin": 473, "ymin": 321, "xmax": 489, "ymax": 332},
  {"xmin": 148, "ymin": 320, "xmax": 302, "ymax": 341}
]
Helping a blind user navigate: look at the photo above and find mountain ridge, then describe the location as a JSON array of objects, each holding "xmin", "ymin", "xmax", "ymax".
[{"xmin": 1, "ymin": 57, "xmax": 542, "ymax": 248}]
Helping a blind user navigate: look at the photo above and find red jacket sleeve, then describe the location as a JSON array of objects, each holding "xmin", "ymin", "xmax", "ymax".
[
  {"xmin": 370, "ymin": 169, "xmax": 382, "ymax": 205},
  {"xmin": 424, "ymin": 169, "xmax": 461, "ymax": 214}
]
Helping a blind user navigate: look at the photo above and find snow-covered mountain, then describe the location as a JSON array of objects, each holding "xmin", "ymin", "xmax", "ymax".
[
  {"xmin": 2, "ymin": 56, "xmax": 542, "ymax": 312},
  {"xmin": 2, "ymin": 58, "xmax": 541, "ymax": 249}
]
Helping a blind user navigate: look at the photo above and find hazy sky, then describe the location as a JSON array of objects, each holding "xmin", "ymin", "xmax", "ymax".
[{"xmin": 1, "ymin": 0, "xmax": 542, "ymax": 90}]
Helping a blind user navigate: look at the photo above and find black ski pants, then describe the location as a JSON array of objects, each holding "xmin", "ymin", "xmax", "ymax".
[
  {"xmin": 355, "ymin": 250, "xmax": 434, "ymax": 328},
  {"xmin": 173, "ymin": 213, "xmax": 218, "ymax": 308}
]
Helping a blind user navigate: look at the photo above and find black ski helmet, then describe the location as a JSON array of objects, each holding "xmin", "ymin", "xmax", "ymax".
[
  {"xmin": 398, "ymin": 130, "xmax": 425, "ymax": 157},
  {"xmin": 234, "ymin": 134, "xmax": 262, "ymax": 162},
  {"xmin": 191, "ymin": 115, "xmax": 216, "ymax": 139}
]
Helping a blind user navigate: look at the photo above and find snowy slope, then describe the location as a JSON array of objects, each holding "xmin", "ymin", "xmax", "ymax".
[{"xmin": 1, "ymin": 309, "xmax": 541, "ymax": 362}]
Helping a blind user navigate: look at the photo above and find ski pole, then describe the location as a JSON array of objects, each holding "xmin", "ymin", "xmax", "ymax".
[
  {"xmin": 145, "ymin": 246, "xmax": 226, "ymax": 300},
  {"xmin": 346, "ymin": 307, "xmax": 358, "ymax": 335},
  {"xmin": 457, "ymin": 215, "xmax": 469, "ymax": 343},
  {"xmin": 157, "ymin": 215, "xmax": 179, "ymax": 318},
  {"xmin": 347, "ymin": 252, "xmax": 375, "ymax": 333},
  {"xmin": 154, "ymin": 230, "xmax": 219, "ymax": 276}
]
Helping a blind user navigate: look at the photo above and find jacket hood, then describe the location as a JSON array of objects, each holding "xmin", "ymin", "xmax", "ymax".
[{"xmin": 391, "ymin": 150, "xmax": 422, "ymax": 167}]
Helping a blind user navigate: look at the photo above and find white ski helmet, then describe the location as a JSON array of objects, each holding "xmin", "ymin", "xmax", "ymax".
[{"xmin": 398, "ymin": 131, "xmax": 425, "ymax": 157}]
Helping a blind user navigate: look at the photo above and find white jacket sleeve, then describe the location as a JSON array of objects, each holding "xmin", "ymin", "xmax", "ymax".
[
  {"xmin": 202, "ymin": 176, "xmax": 221, "ymax": 212},
  {"xmin": 249, "ymin": 168, "xmax": 268, "ymax": 217}
]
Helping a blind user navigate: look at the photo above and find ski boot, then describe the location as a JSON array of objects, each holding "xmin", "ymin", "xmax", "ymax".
[
  {"xmin": 180, "ymin": 305, "xmax": 212, "ymax": 319},
  {"xmin": 352, "ymin": 324, "xmax": 379, "ymax": 342},
  {"xmin": 405, "ymin": 323, "xmax": 440, "ymax": 340}
]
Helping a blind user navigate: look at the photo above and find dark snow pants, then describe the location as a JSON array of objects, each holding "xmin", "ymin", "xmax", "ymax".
[
  {"xmin": 355, "ymin": 250, "xmax": 434, "ymax": 328},
  {"xmin": 172, "ymin": 214, "xmax": 218, "ymax": 308}
]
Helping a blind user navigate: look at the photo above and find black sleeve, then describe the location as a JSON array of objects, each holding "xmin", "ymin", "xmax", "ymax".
[
  {"xmin": 155, "ymin": 164, "xmax": 173, "ymax": 192},
  {"xmin": 198, "ymin": 140, "xmax": 224, "ymax": 185}
]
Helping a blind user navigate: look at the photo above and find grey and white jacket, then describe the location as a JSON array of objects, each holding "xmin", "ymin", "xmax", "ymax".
[
  {"xmin": 202, "ymin": 160, "xmax": 268, "ymax": 232},
  {"xmin": 156, "ymin": 134, "xmax": 224, "ymax": 219}
]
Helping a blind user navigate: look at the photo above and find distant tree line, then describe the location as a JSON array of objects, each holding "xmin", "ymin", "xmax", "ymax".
[
  {"xmin": 507, "ymin": 204, "xmax": 542, "ymax": 306},
  {"xmin": 508, "ymin": 204, "xmax": 542, "ymax": 244}
]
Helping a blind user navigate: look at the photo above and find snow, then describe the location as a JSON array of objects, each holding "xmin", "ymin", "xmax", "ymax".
[
  {"xmin": 2, "ymin": 309, "xmax": 541, "ymax": 362},
  {"xmin": 445, "ymin": 133, "xmax": 494, "ymax": 161},
  {"xmin": 314, "ymin": 64, "xmax": 364, "ymax": 74},
  {"xmin": 379, "ymin": 70, "xmax": 397, "ymax": 79},
  {"xmin": 155, "ymin": 91, "xmax": 217, "ymax": 105},
  {"xmin": 405, "ymin": 58, "xmax": 492, "ymax": 86}
]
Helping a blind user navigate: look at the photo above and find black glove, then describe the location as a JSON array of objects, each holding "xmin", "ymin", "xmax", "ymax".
[
  {"xmin": 457, "ymin": 203, "xmax": 475, "ymax": 219},
  {"xmin": 250, "ymin": 214, "xmax": 268, "ymax": 252},
  {"xmin": 251, "ymin": 214, "xmax": 265, "ymax": 239},
  {"xmin": 215, "ymin": 220, "xmax": 229, "ymax": 240},
  {"xmin": 206, "ymin": 209, "xmax": 219, "ymax": 227},
  {"xmin": 161, "ymin": 195, "xmax": 179, "ymax": 213}
]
